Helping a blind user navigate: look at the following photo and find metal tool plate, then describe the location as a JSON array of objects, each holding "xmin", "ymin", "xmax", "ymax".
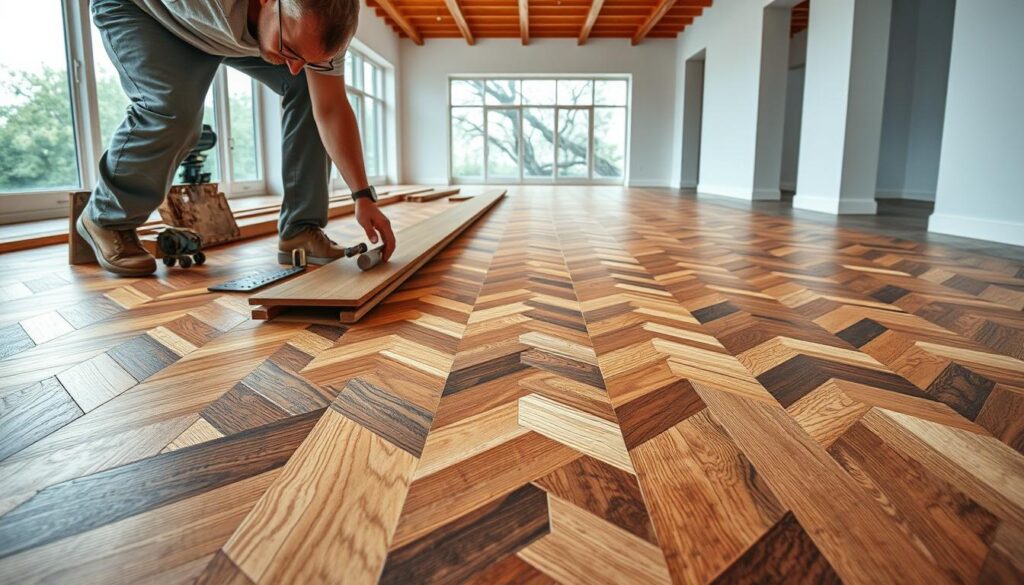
[{"xmin": 208, "ymin": 266, "xmax": 305, "ymax": 292}]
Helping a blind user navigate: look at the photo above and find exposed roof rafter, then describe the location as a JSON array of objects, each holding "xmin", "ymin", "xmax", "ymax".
[
  {"xmin": 519, "ymin": 0, "xmax": 530, "ymax": 46},
  {"xmin": 633, "ymin": 0, "xmax": 678, "ymax": 46},
  {"xmin": 442, "ymin": 0, "xmax": 475, "ymax": 46},
  {"xmin": 374, "ymin": 0, "xmax": 423, "ymax": 45},
  {"xmin": 578, "ymin": 0, "xmax": 607, "ymax": 46}
]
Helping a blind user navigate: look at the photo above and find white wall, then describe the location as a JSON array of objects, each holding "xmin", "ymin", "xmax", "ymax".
[
  {"xmin": 398, "ymin": 38, "xmax": 678, "ymax": 186},
  {"xmin": 794, "ymin": 0, "xmax": 891, "ymax": 215},
  {"xmin": 780, "ymin": 29, "xmax": 806, "ymax": 191},
  {"xmin": 672, "ymin": 0, "xmax": 767, "ymax": 199},
  {"xmin": 930, "ymin": 0, "xmax": 1024, "ymax": 246},
  {"xmin": 877, "ymin": 0, "xmax": 954, "ymax": 201}
]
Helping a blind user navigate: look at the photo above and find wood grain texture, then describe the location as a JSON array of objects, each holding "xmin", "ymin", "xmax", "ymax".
[
  {"xmin": 251, "ymin": 190, "xmax": 505, "ymax": 308},
  {"xmin": 380, "ymin": 483, "xmax": 548, "ymax": 584},
  {"xmin": 2, "ymin": 187, "xmax": 1023, "ymax": 582}
]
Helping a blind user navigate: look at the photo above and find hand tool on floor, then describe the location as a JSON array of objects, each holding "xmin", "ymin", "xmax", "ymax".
[{"xmin": 340, "ymin": 241, "xmax": 385, "ymax": 271}]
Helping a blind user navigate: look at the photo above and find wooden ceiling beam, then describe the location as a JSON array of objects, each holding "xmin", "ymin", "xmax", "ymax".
[
  {"xmin": 443, "ymin": 0, "xmax": 476, "ymax": 45},
  {"xmin": 632, "ymin": 0, "xmax": 679, "ymax": 46},
  {"xmin": 578, "ymin": 0, "xmax": 606, "ymax": 46},
  {"xmin": 374, "ymin": 0, "xmax": 424, "ymax": 45},
  {"xmin": 519, "ymin": 0, "xmax": 530, "ymax": 45}
]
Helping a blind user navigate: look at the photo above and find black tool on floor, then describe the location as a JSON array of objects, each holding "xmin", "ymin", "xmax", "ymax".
[
  {"xmin": 207, "ymin": 266, "xmax": 305, "ymax": 292},
  {"xmin": 158, "ymin": 227, "xmax": 205, "ymax": 268}
]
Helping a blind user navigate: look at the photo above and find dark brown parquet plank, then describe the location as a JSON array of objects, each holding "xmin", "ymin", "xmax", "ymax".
[
  {"xmin": 0, "ymin": 377, "xmax": 82, "ymax": 462},
  {"xmin": 107, "ymin": 333, "xmax": 181, "ymax": 381},
  {"xmin": 0, "ymin": 409, "xmax": 321, "ymax": 559},
  {"xmin": 331, "ymin": 376, "xmax": 433, "ymax": 457},
  {"xmin": 533, "ymin": 455, "xmax": 657, "ymax": 543},
  {"xmin": 710, "ymin": 512, "xmax": 841, "ymax": 584},
  {"xmin": 200, "ymin": 381, "xmax": 291, "ymax": 436},
  {"xmin": 380, "ymin": 483, "xmax": 549, "ymax": 584}
]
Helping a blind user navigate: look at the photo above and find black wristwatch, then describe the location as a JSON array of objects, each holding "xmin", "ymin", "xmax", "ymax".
[{"xmin": 352, "ymin": 185, "xmax": 378, "ymax": 203}]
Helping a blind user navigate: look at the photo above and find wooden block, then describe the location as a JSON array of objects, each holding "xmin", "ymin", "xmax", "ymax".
[{"xmin": 68, "ymin": 190, "xmax": 96, "ymax": 265}]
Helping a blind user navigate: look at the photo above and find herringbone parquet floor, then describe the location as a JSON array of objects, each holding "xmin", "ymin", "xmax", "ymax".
[{"xmin": 0, "ymin": 187, "xmax": 1022, "ymax": 584}]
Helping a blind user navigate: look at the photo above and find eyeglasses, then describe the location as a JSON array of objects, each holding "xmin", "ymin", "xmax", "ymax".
[{"xmin": 277, "ymin": 0, "xmax": 334, "ymax": 72}]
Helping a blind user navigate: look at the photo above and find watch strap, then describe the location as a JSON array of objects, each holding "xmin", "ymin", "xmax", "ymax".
[{"xmin": 352, "ymin": 186, "xmax": 377, "ymax": 202}]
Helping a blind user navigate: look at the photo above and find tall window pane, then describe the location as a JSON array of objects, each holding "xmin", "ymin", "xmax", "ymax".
[
  {"xmin": 522, "ymin": 108, "xmax": 554, "ymax": 179},
  {"xmin": 557, "ymin": 80, "xmax": 593, "ymax": 106},
  {"xmin": 487, "ymin": 109, "xmax": 519, "ymax": 178},
  {"xmin": 594, "ymin": 80, "xmax": 628, "ymax": 106},
  {"xmin": 90, "ymin": 23, "xmax": 131, "ymax": 155},
  {"xmin": 363, "ymin": 94, "xmax": 379, "ymax": 177},
  {"xmin": 485, "ymin": 79, "xmax": 519, "ymax": 106},
  {"xmin": 594, "ymin": 108, "xmax": 626, "ymax": 179},
  {"xmin": 0, "ymin": 0, "xmax": 79, "ymax": 191},
  {"xmin": 226, "ymin": 68, "xmax": 259, "ymax": 182},
  {"xmin": 557, "ymin": 108, "xmax": 589, "ymax": 179},
  {"xmin": 451, "ymin": 107, "xmax": 484, "ymax": 178},
  {"xmin": 199, "ymin": 87, "xmax": 220, "ymax": 183},
  {"xmin": 451, "ymin": 79, "xmax": 484, "ymax": 106},
  {"xmin": 522, "ymin": 80, "xmax": 556, "ymax": 106}
]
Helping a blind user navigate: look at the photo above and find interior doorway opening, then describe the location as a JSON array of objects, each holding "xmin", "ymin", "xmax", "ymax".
[{"xmin": 681, "ymin": 51, "xmax": 705, "ymax": 190}]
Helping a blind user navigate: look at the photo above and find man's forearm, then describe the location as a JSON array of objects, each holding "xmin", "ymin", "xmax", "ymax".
[{"xmin": 314, "ymin": 100, "xmax": 370, "ymax": 193}]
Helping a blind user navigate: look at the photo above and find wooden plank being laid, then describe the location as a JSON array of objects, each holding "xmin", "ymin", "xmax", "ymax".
[
  {"xmin": 250, "ymin": 190, "xmax": 505, "ymax": 313},
  {"xmin": 138, "ymin": 188, "xmax": 417, "ymax": 255},
  {"xmin": 403, "ymin": 187, "xmax": 461, "ymax": 203},
  {"xmin": 448, "ymin": 194, "xmax": 474, "ymax": 203}
]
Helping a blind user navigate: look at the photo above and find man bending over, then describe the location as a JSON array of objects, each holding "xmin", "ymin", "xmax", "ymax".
[{"xmin": 79, "ymin": 0, "xmax": 396, "ymax": 275}]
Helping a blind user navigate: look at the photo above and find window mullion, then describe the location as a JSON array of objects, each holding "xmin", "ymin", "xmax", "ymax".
[
  {"xmin": 213, "ymin": 67, "xmax": 233, "ymax": 193},
  {"xmin": 64, "ymin": 0, "xmax": 102, "ymax": 190}
]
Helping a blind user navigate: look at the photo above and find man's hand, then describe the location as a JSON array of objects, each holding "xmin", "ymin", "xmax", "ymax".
[{"xmin": 355, "ymin": 198, "xmax": 396, "ymax": 262}]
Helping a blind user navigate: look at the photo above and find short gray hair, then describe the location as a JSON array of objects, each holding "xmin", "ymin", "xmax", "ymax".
[{"xmin": 290, "ymin": 0, "xmax": 360, "ymax": 54}]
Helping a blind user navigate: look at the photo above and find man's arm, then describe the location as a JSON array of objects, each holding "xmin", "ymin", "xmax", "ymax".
[{"xmin": 307, "ymin": 70, "xmax": 396, "ymax": 261}]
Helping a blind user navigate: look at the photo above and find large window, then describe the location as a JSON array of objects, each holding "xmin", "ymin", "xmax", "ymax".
[
  {"xmin": 0, "ymin": 0, "xmax": 80, "ymax": 193},
  {"xmin": 0, "ymin": 0, "xmax": 266, "ymax": 223},
  {"xmin": 332, "ymin": 48, "xmax": 387, "ymax": 188},
  {"xmin": 450, "ymin": 77, "xmax": 629, "ymax": 184}
]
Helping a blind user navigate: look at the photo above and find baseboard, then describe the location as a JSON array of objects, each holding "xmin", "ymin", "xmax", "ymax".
[
  {"xmin": 697, "ymin": 184, "xmax": 754, "ymax": 200},
  {"xmin": 928, "ymin": 213, "xmax": 1024, "ymax": 247},
  {"xmin": 875, "ymin": 189, "xmax": 935, "ymax": 202},
  {"xmin": 751, "ymin": 188, "xmax": 781, "ymax": 200},
  {"xmin": 793, "ymin": 195, "xmax": 877, "ymax": 215},
  {"xmin": 628, "ymin": 179, "xmax": 671, "ymax": 188}
]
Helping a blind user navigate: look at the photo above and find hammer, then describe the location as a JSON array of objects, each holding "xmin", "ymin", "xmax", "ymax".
[{"xmin": 342, "ymin": 242, "xmax": 385, "ymax": 271}]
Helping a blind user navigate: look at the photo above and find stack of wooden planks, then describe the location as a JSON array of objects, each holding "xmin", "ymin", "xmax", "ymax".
[
  {"xmin": 249, "ymin": 189, "xmax": 505, "ymax": 323},
  {"xmin": 138, "ymin": 185, "xmax": 444, "ymax": 255}
]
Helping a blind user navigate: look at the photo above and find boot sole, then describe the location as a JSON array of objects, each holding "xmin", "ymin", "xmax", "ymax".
[
  {"xmin": 76, "ymin": 215, "xmax": 156, "ymax": 277},
  {"xmin": 277, "ymin": 251, "xmax": 339, "ymax": 266}
]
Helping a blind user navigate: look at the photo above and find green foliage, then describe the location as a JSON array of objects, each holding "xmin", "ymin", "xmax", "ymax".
[{"xmin": 0, "ymin": 66, "xmax": 79, "ymax": 190}]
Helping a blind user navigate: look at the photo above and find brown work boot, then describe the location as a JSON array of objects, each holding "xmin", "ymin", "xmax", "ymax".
[
  {"xmin": 278, "ymin": 227, "xmax": 345, "ymax": 265},
  {"xmin": 76, "ymin": 212, "xmax": 157, "ymax": 276}
]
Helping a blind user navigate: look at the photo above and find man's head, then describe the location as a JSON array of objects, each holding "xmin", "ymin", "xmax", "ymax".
[{"xmin": 256, "ymin": 0, "xmax": 359, "ymax": 75}]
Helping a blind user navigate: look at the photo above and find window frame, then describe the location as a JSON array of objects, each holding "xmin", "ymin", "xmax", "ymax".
[
  {"xmin": 447, "ymin": 75, "xmax": 631, "ymax": 186},
  {"xmin": 331, "ymin": 48, "xmax": 388, "ymax": 191},
  {"xmin": 0, "ymin": 0, "xmax": 267, "ymax": 224}
]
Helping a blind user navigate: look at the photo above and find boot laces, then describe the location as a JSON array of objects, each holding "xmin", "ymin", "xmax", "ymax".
[{"xmin": 114, "ymin": 229, "xmax": 144, "ymax": 255}]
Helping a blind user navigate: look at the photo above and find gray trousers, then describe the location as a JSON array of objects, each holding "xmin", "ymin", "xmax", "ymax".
[{"xmin": 89, "ymin": 0, "xmax": 330, "ymax": 239}]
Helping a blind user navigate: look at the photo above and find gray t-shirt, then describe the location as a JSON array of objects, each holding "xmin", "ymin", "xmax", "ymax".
[{"xmin": 129, "ymin": 0, "xmax": 344, "ymax": 75}]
